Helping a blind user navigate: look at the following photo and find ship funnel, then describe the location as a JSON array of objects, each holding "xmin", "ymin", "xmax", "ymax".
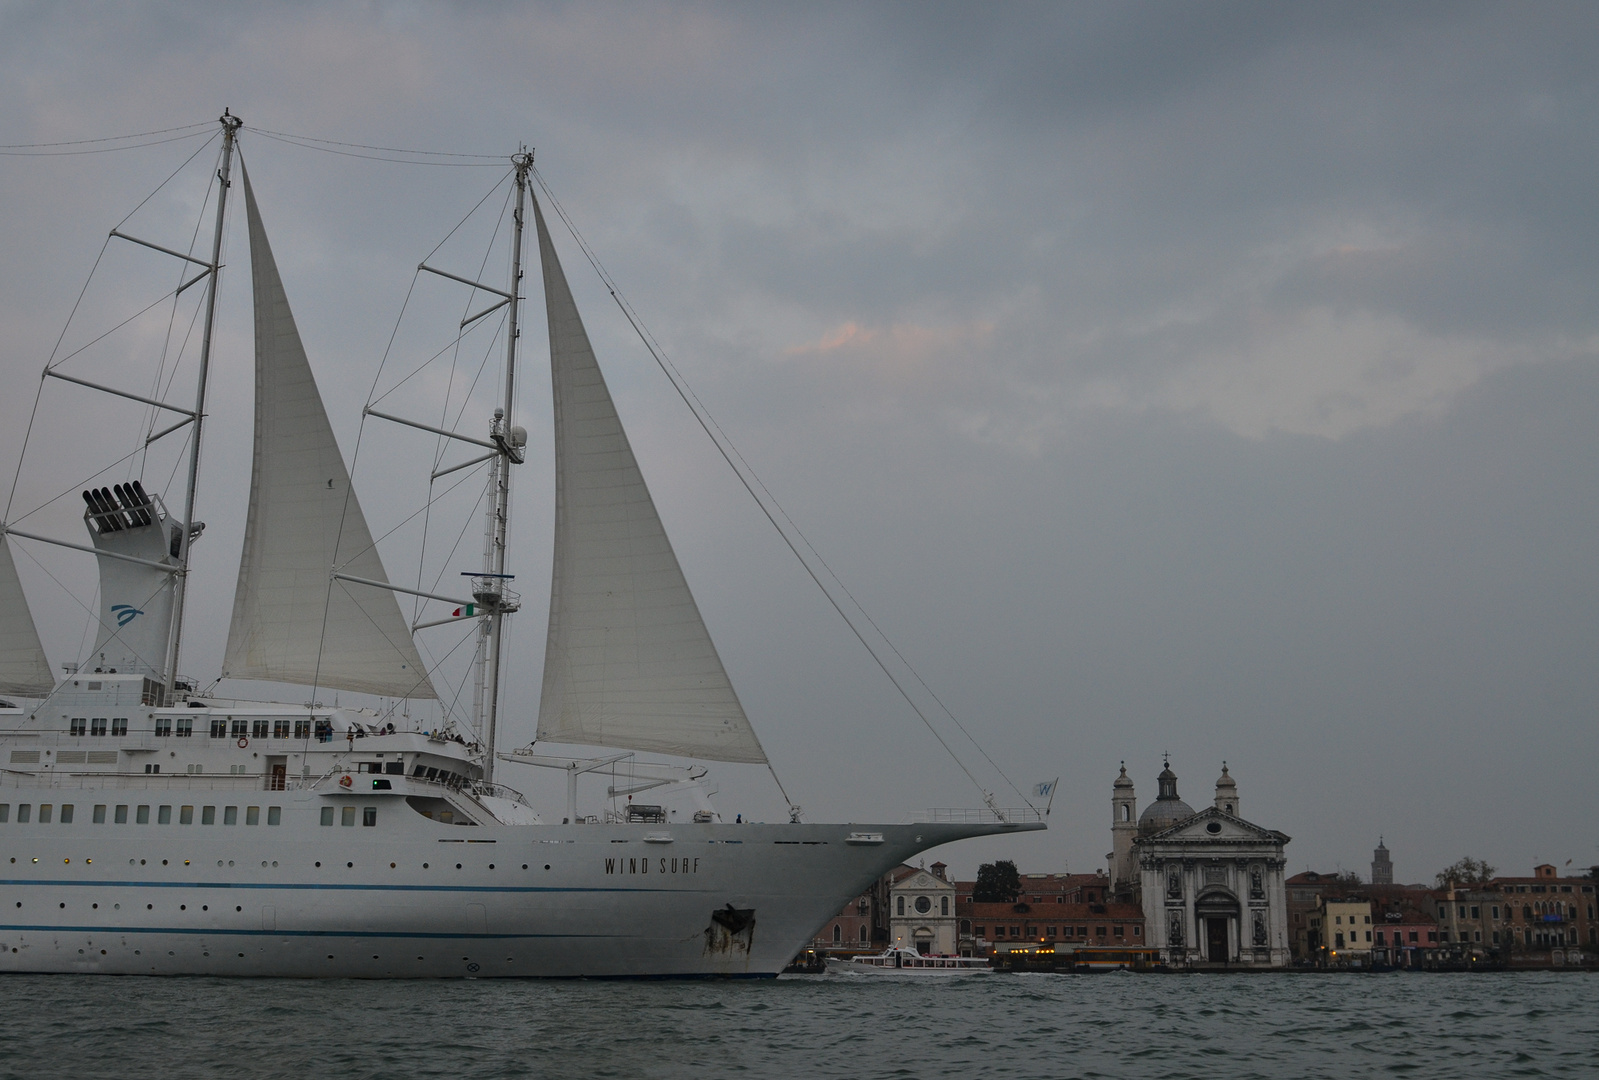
[{"xmin": 82, "ymin": 483, "xmax": 180, "ymax": 680}]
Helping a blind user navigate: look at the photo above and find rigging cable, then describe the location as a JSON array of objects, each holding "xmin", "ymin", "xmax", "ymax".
[{"xmin": 531, "ymin": 165, "xmax": 1034, "ymax": 816}]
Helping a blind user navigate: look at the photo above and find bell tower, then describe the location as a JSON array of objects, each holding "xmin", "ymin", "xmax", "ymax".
[
  {"xmin": 1214, "ymin": 761, "xmax": 1239, "ymax": 817},
  {"xmin": 1110, "ymin": 762, "xmax": 1138, "ymax": 892}
]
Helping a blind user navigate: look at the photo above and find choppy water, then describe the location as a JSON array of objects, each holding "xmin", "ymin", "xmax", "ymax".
[{"xmin": 2, "ymin": 970, "xmax": 1594, "ymax": 1079}]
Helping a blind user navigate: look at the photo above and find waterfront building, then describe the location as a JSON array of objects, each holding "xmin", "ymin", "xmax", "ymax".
[
  {"xmin": 1371, "ymin": 839, "xmax": 1393, "ymax": 885},
  {"xmin": 1130, "ymin": 761, "xmax": 1292, "ymax": 967},
  {"xmin": 814, "ymin": 886, "xmax": 876, "ymax": 953},
  {"xmin": 1489, "ymin": 865, "xmax": 1597, "ymax": 966},
  {"xmin": 1316, "ymin": 896, "xmax": 1374, "ymax": 965},
  {"xmin": 1370, "ymin": 891, "xmax": 1441, "ymax": 968},
  {"xmin": 957, "ymin": 871, "xmax": 1112, "ymax": 907},
  {"xmin": 959, "ymin": 900, "xmax": 1144, "ymax": 955},
  {"xmin": 887, "ymin": 862, "xmax": 958, "ymax": 954}
]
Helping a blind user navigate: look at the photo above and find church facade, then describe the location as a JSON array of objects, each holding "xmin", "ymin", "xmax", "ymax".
[{"xmin": 1111, "ymin": 761, "xmax": 1292, "ymax": 968}]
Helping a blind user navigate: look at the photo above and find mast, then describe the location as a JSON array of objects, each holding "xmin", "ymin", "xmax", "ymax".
[
  {"xmin": 166, "ymin": 110, "xmax": 241, "ymax": 697},
  {"xmin": 475, "ymin": 149, "xmax": 531, "ymax": 784}
]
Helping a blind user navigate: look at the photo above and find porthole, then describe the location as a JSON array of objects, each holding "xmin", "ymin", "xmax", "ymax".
[
  {"xmin": 522, "ymin": 864, "xmax": 528, "ymax": 870},
  {"xmin": 147, "ymin": 904, "xmax": 153, "ymax": 910},
  {"xmin": 217, "ymin": 861, "xmax": 224, "ymax": 867},
  {"xmin": 92, "ymin": 903, "xmax": 98, "ymax": 910},
  {"xmin": 423, "ymin": 863, "xmax": 429, "ymax": 869},
  {"xmin": 202, "ymin": 905, "xmax": 208, "ymax": 911},
  {"xmin": 236, "ymin": 906, "xmax": 242, "ymax": 912},
  {"xmin": 161, "ymin": 860, "xmax": 168, "ymax": 866},
  {"xmin": 456, "ymin": 863, "xmax": 462, "ymax": 870},
  {"xmin": 544, "ymin": 864, "xmax": 551, "ymax": 870},
  {"xmin": 489, "ymin": 864, "xmax": 495, "ymax": 870},
  {"xmin": 113, "ymin": 904, "xmax": 119, "ymax": 910},
  {"xmin": 180, "ymin": 905, "xmax": 186, "ymax": 911},
  {"xmin": 346, "ymin": 862, "xmax": 353, "ymax": 868},
  {"xmin": 315, "ymin": 862, "xmax": 321, "ymax": 867},
  {"xmin": 390, "ymin": 863, "xmax": 396, "ymax": 869},
  {"xmin": 271, "ymin": 861, "xmax": 278, "ymax": 867}
]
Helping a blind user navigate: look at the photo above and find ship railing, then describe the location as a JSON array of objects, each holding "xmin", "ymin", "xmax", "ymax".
[{"xmin": 909, "ymin": 807, "xmax": 1045, "ymax": 825}]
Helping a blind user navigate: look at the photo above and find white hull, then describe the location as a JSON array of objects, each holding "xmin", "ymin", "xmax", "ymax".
[{"xmin": 0, "ymin": 792, "xmax": 1023, "ymax": 977}]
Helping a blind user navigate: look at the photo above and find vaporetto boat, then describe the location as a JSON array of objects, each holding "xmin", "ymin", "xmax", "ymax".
[
  {"xmin": 825, "ymin": 944, "xmax": 992, "ymax": 975},
  {"xmin": 0, "ymin": 113, "xmax": 1042, "ymax": 977}
]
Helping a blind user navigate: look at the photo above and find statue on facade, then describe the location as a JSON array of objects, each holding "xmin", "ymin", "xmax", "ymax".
[
  {"xmin": 1250, "ymin": 869, "xmax": 1264, "ymax": 899},
  {"xmin": 1169, "ymin": 910, "xmax": 1184, "ymax": 946},
  {"xmin": 1252, "ymin": 910, "xmax": 1267, "ymax": 947},
  {"xmin": 1167, "ymin": 871, "xmax": 1182, "ymax": 899}
]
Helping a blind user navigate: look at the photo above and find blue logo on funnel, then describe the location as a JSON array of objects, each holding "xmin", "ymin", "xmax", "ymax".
[{"xmin": 111, "ymin": 604, "xmax": 144, "ymax": 628}]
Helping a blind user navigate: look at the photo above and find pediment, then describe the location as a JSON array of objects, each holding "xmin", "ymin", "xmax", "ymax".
[{"xmin": 1140, "ymin": 807, "xmax": 1288, "ymax": 845}]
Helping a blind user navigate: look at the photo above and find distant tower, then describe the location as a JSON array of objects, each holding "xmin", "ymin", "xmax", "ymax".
[
  {"xmin": 1214, "ymin": 762, "xmax": 1239, "ymax": 817},
  {"xmin": 1371, "ymin": 838, "xmax": 1393, "ymax": 885},
  {"xmin": 1111, "ymin": 762, "xmax": 1138, "ymax": 891}
]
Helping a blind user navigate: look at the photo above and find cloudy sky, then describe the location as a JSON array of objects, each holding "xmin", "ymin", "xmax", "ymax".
[{"xmin": 1, "ymin": 2, "xmax": 1595, "ymax": 883}]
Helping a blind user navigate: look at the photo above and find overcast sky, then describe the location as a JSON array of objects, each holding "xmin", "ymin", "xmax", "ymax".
[{"xmin": 1, "ymin": 2, "xmax": 1595, "ymax": 883}]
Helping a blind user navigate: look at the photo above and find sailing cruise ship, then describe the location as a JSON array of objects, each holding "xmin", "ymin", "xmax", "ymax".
[{"xmin": 0, "ymin": 113, "xmax": 1042, "ymax": 977}]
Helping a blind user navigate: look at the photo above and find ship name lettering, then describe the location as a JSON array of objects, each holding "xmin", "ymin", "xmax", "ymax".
[{"xmin": 604, "ymin": 857, "xmax": 700, "ymax": 875}]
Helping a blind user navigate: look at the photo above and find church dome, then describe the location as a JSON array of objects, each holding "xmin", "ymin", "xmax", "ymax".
[{"xmin": 1138, "ymin": 763, "xmax": 1194, "ymax": 835}]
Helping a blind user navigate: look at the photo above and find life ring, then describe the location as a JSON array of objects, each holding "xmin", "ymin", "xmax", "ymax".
[
  {"xmin": 237, "ymin": 736, "xmax": 249, "ymax": 748},
  {"xmin": 338, "ymin": 774, "xmax": 353, "ymax": 788}
]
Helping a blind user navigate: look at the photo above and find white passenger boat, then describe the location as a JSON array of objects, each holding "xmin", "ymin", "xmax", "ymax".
[
  {"xmin": 826, "ymin": 944, "xmax": 992, "ymax": 975},
  {"xmin": 0, "ymin": 112, "xmax": 1042, "ymax": 977}
]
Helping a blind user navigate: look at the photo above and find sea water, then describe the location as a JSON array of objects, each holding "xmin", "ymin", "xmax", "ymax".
[{"xmin": 1, "ymin": 970, "xmax": 1594, "ymax": 1079}]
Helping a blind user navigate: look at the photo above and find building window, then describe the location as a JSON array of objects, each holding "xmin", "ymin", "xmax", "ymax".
[
  {"xmin": 1492, "ymin": 931, "xmax": 1499, "ymax": 944},
  {"xmin": 942, "ymin": 896, "xmax": 950, "ymax": 916},
  {"xmin": 860, "ymin": 926, "xmax": 869, "ymax": 943},
  {"xmin": 1046, "ymin": 926, "xmax": 1056, "ymax": 938},
  {"xmin": 1096, "ymin": 927, "xmax": 1107, "ymax": 938},
  {"xmin": 1113, "ymin": 925, "xmax": 1124, "ymax": 937},
  {"xmin": 1365, "ymin": 931, "xmax": 1371, "ymax": 942},
  {"xmin": 974, "ymin": 925, "xmax": 985, "ymax": 937},
  {"xmin": 833, "ymin": 924, "xmax": 841, "ymax": 943},
  {"xmin": 896, "ymin": 896, "xmax": 905, "ymax": 916},
  {"xmin": 915, "ymin": 896, "xmax": 931, "ymax": 914},
  {"xmin": 1376, "ymin": 931, "xmax": 1385, "ymax": 946}
]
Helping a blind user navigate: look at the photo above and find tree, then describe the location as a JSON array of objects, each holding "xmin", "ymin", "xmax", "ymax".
[
  {"xmin": 973, "ymin": 860, "xmax": 1021, "ymax": 903},
  {"xmin": 1435, "ymin": 857, "xmax": 1496, "ymax": 888},
  {"xmin": 1334, "ymin": 870, "xmax": 1363, "ymax": 885}
]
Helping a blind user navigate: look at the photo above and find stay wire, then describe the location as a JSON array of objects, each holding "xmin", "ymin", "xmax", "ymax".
[
  {"xmin": 0, "ymin": 121, "xmax": 213, "ymax": 149},
  {"xmin": 250, "ymin": 129, "xmax": 507, "ymax": 168},
  {"xmin": 531, "ymin": 167, "xmax": 1028, "ymax": 812}
]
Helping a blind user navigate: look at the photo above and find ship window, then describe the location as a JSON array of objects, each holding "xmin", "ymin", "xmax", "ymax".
[
  {"xmin": 384, "ymin": 761, "xmax": 404, "ymax": 775},
  {"xmin": 231, "ymin": 719, "xmax": 247, "ymax": 737},
  {"xmin": 341, "ymin": 806, "xmax": 356, "ymax": 826},
  {"xmin": 216, "ymin": 805, "xmax": 235, "ymax": 826},
  {"xmin": 154, "ymin": 718, "xmax": 172, "ymax": 737},
  {"xmin": 186, "ymin": 764, "xmax": 202, "ymax": 775},
  {"xmin": 93, "ymin": 805, "xmax": 108, "ymax": 824},
  {"xmin": 16, "ymin": 805, "xmax": 29, "ymax": 823},
  {"xmin": 273, "ymin": 720, "xmax": 290, "ymax": 739},
  {"xmin": 136, "ymin": 805, "xmax": 149, "ymax": 824},
  {"xmin": 158, "ymin": 805, "xmax": 172, "ymax": 825},
  {"xmin": 70, "ymin": 718, "xmax": 86, "ymax": 735},
  {"xmin": 245, "ymin": 806, "xmax": 259, "ymax": 826},
  {"xmin": 252, "ymin": 720, "xmax": 268, "ymax": 739},
  {"xmin": 175, "ymin": 718, "xmax": 192, "ymax": 737},
  {"xmin": 111, "ymin": 718, "xmax": 127, "ymax": 736},
  {"xmin": 425, "ymin": 768, "xmax": 438, "ymax": 780},
  {"xmin": 363, "ymin": 807, "xmax": 377, "ymax": 827},
  {"xmin": 320, "ymin": 807, "xmax": 334, "ymax": 827},
  {"xmin": 60, "ymin": 804, "xmax": 75, "ymax": 823},
  {"xmin": 360, "ymin": 762, "xmax": 382, "ymax": 774},
  {"xmin": 90, "ymin": 718, "xmax": 107, "ymax": 736},
  {"xmin": 210, "ymin": 719, "xmax": 227, "ymax": 738},
  {"xmin": 39, "ymin": 804, "xmax": 53, "ymax": 824},
  {"xmin": 179, "ymin": 805, "xmax": 194, "ymax": 825},
  {"xmin": 294, "ymin": 719, "xmax": 311, "ymax": 739},
  {"xmin": 412, "ymin": 765, "xmax": 427, "ymax": 777},
  {"xmin": 267, "ymin": 807, "xmax": 281, "ymax": 826},
  {"xmin": 0, "ymin": 805, "xmax": 8, "ymax": 823},
  {"xmin": 201, "ymin": 806, "xmax": 216, "ymax": 825}
]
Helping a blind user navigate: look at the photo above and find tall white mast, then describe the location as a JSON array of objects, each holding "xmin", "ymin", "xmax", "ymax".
[
  {"xmin": 166, "ymin": 110, "xmax": 242, "ymax": 697},
  {"xmin": 473, "ymin": 150, "xmax": 531, "ymax": 784}
]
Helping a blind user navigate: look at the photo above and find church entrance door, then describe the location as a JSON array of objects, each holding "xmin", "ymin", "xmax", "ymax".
[{"xmin": 1206, "ymin": 918, "xmax": 1229, "ymax": 963}]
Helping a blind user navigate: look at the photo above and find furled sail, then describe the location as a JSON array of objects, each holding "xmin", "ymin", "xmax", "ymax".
[
  {"xmin": 222, "ymin": 164, "xmax": 438, "ymax": 700},
  {"xmin": 532, "ymin": 195, "xmax": 766, "ymax": 764},
  {"xmin": 0, "ymin": 535, "xmax": 54, "ymax": 696}
]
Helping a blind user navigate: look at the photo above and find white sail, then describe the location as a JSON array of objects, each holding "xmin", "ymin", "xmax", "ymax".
[
  {"xmin": 532, "ymin": 195, "xmax": 766, "ymax": 764},
  {"xmin": 0, "ymin": 535, "xmax": 53, "ymax": 696},
  {"xmin": 222, "ymin": 164, "xmax": 438, "ymax": 700}
]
